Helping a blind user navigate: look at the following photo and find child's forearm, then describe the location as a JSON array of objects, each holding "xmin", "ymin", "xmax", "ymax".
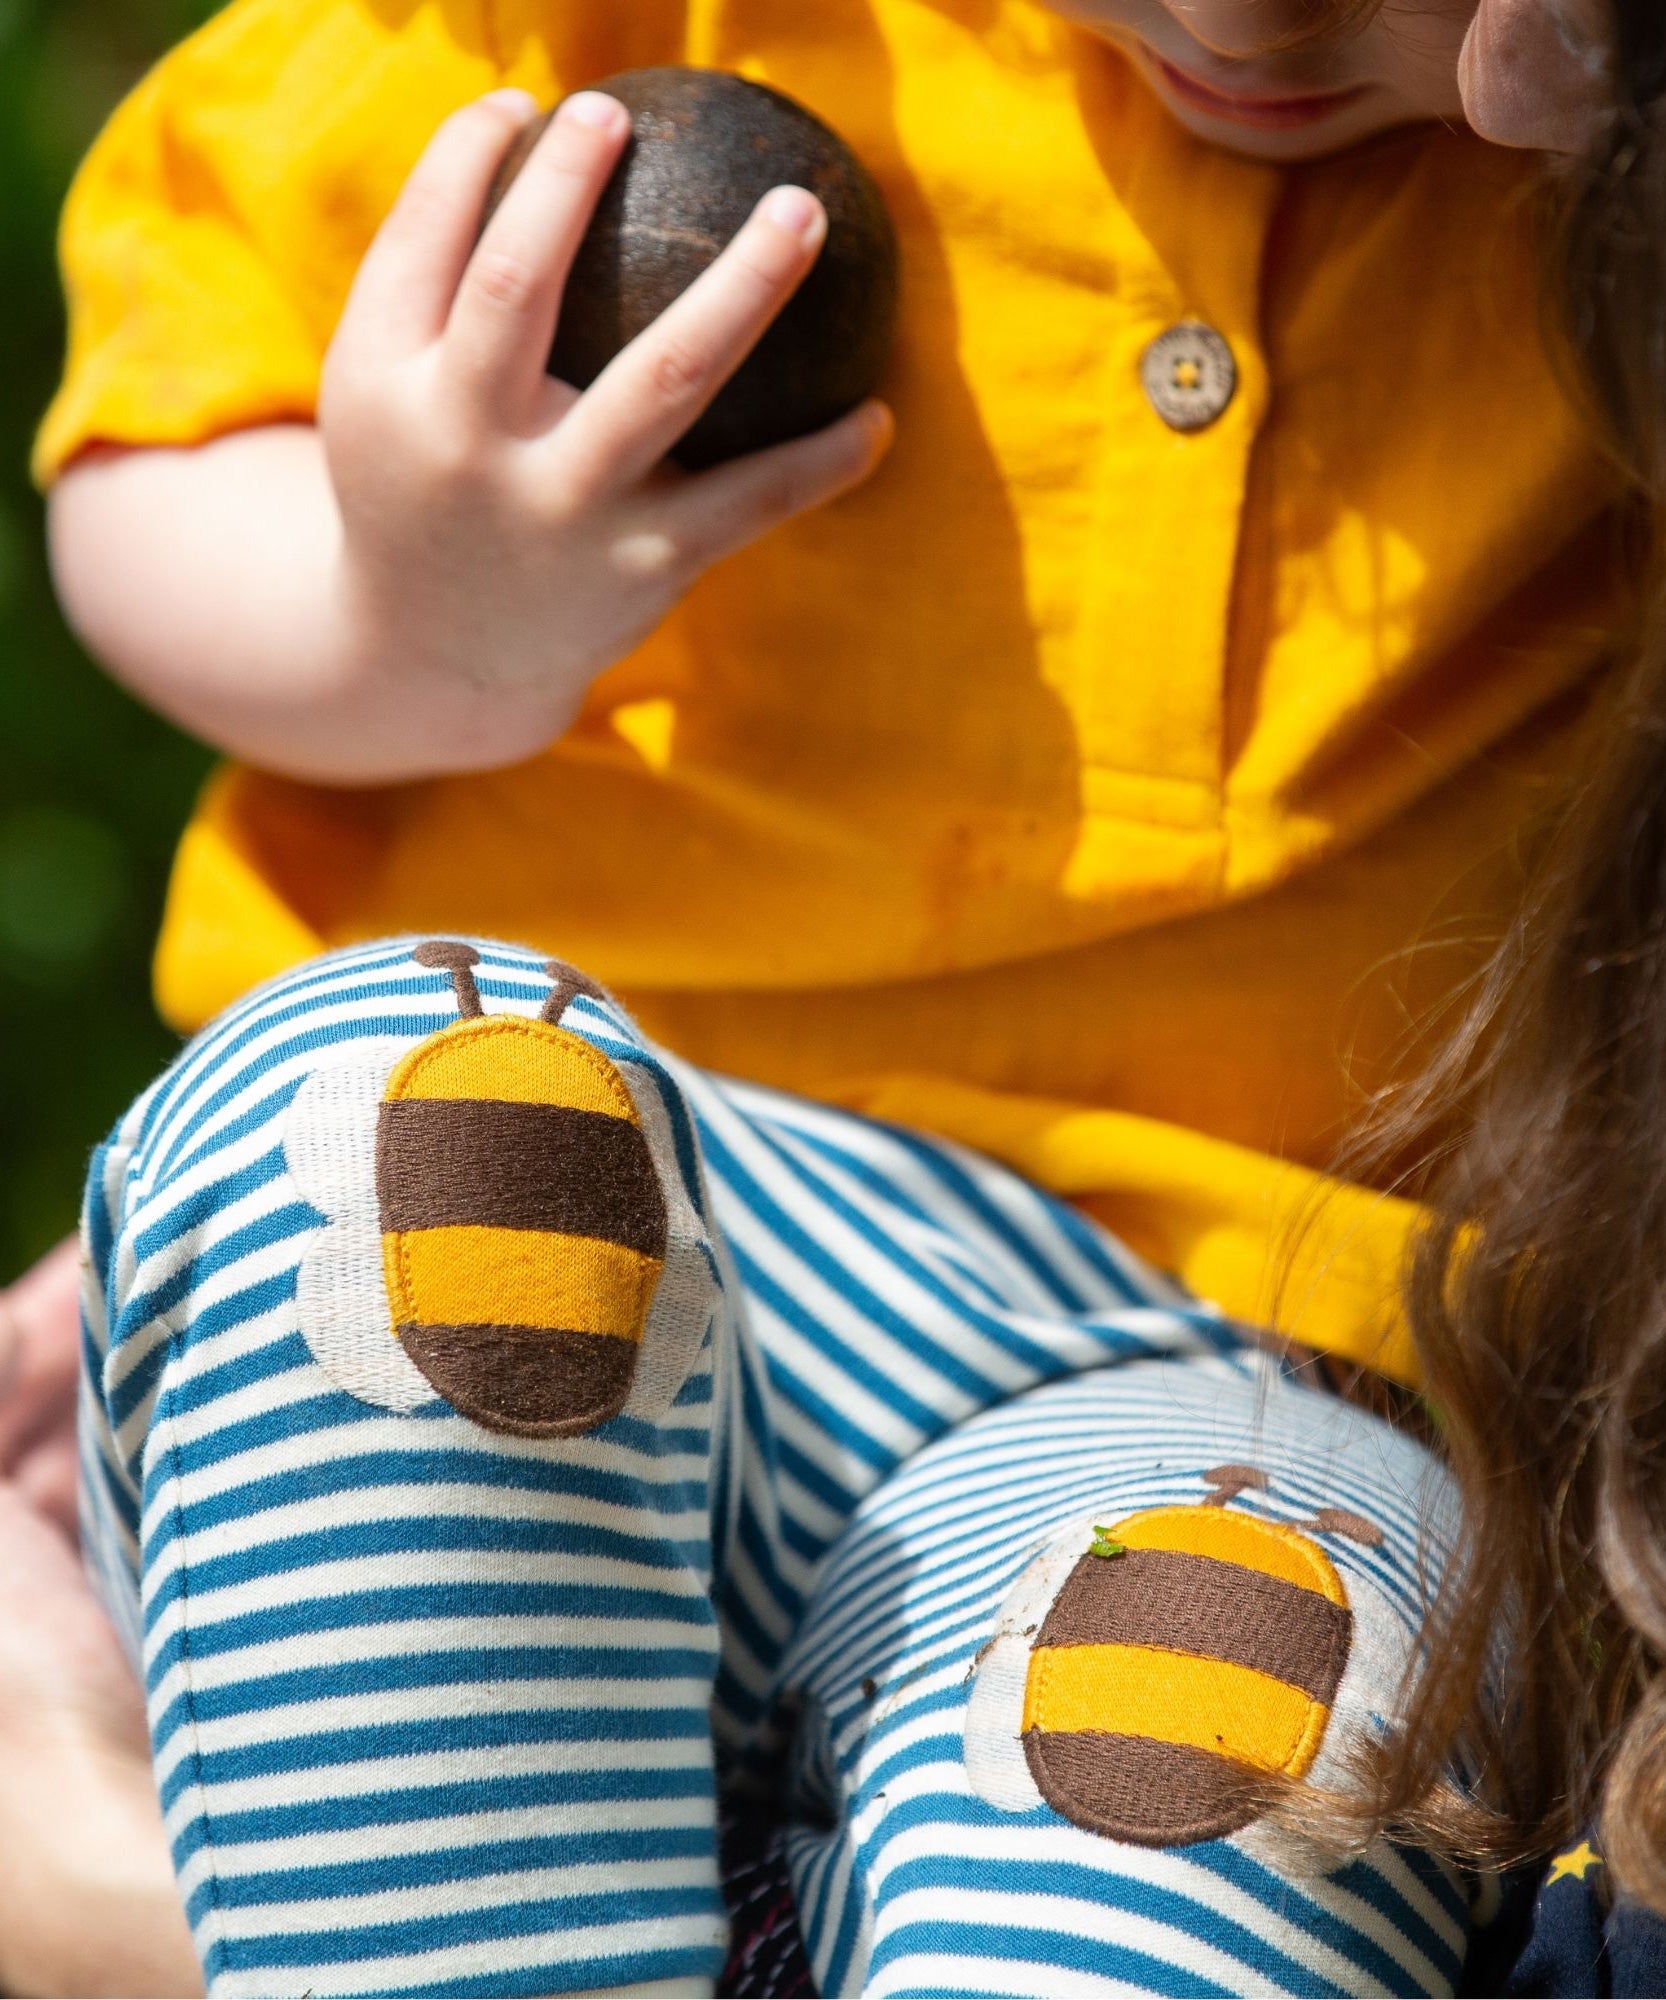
[{"xmin": 48, "ymin": 429, "xmax": 564, "ymax": 785}]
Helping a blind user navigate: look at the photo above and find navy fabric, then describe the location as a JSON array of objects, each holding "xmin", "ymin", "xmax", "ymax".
[{"xmin": 1467, "ymin": 1838, "xmax": 1666, "ymax": 1998}]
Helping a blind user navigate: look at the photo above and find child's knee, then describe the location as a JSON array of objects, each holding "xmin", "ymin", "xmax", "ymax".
[
  {"xmin": 777, "ymin": 1358, "xmax": 1471, "ymax": 1996},
  {"xmin": 89, "ymin": 936, "xmax": 721, "ymax": 1441}
]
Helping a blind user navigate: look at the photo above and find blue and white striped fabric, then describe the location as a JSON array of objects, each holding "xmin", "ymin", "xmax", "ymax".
[
  {"xmin": 780, "ymin": 1361, "xmax": 1468, "ymax": 1997},
  {"xmin": 78, "ymin": 937, "xmax": 1468, "ymax": 1997}
]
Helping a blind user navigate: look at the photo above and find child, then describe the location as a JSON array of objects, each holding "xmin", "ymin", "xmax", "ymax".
[{"xmin": 27, "ymin": 0, "xmax": 1659, "ymax": 1992}]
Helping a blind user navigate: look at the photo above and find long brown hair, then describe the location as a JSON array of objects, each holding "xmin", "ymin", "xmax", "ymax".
[{"xmin": 1320, "ymin": 0, "xmax": 1666, "ymax": 1907}]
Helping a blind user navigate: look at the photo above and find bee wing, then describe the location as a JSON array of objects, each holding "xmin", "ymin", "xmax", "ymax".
[
  {"xmin": 285, "ymin": 1042, "xmax": 438, "ymax": 1414},
  {"xmin": 964, "ymin": 1513, "xmax": 1110, "ymax": 1815},
  {"xmin": 614, "ymin": 1056, "xmax": 723, "ymax": 1427},
  {"xmin": 284, "ymin": 1039, "xmax": 408, "ymax": 1218}
]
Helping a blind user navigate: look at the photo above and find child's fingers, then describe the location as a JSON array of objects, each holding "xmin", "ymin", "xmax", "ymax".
[
  {"xmin": 335, "ymin": 91, "xmax": 540, "ymax": 365},
  {"xmin": 15, "ymin": 1434, "xmax": 79, "ymax": 1545},
  {"xmin": 442, "ymin": 93, "xmax": 631, "ymax": 425},
  {"xmin": 659, "ymin": 400, "xmax": 893, "ymax": 569},
  {"xmin": 550, "ymin": 187, "xmax": 828, "ymax": 500}
]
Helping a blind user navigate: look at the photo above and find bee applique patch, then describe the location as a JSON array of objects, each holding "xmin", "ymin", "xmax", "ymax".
[
  {"xmin": 285, "ymin": 942, "xmax": 714, "ymax": 1437},
  {"xmin": 964, "ymin": 1467, "xmax": 1399, "ymax": 1855}
]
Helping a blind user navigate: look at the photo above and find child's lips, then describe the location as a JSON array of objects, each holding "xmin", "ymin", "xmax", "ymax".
[{"xmin": 1143, "ymin": 49, "xmax": 1371, "ymax": 130}]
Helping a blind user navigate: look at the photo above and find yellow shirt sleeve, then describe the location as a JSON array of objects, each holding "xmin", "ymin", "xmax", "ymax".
[{"xmin": 33, "ymin": 0, "xmax": 649, "ymax": 487}]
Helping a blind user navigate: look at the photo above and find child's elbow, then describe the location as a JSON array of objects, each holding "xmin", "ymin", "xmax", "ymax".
[{"xmin": 45, "ymin": 445, "xmax": 147, "ymax": 669}]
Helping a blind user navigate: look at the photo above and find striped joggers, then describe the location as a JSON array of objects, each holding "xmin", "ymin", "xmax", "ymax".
[{"xmin": 79, "ymin": 937, "xmax": 1471, "ymax": 1997}]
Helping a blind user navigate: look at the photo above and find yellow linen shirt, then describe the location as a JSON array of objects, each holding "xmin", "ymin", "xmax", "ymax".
[{"xmin": 36, "ymin": 0, "xmax": 1625, "ymax": 1385}]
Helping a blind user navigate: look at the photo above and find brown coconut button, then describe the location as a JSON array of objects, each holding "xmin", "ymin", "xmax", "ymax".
[{"xmin": 1141, "ymin": 323, "xmax": 1238, "ymax": 433}]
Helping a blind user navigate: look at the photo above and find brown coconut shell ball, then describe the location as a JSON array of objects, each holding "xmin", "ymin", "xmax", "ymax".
[{"xmin": 484, "ymin": 67, "xmax": 900, "ymax": 469}]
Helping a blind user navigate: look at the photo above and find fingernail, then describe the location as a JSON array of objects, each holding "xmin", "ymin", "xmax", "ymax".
[
  {"xmin": 761, "ymin": 186, "xmax": 825, "ymax": 242},
  {"xmin": 561, "ymin": 91, "xmax": 625, "ymax": 130},
  {"xmin": 482, "ymin": 88, "xmax": 539, "ymax": 119}
]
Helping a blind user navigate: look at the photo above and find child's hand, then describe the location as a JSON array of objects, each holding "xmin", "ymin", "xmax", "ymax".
[
  {"xmin": 48, "ymin": 89, "xmax": 893, "ymax": 786},
  {"xmin": 0, "ymin": 1241, "xmax": 202, "ymax": 1997},
  {"xmin": 320, "ymin": 89, "xmax": 894, "ymax": 755}
]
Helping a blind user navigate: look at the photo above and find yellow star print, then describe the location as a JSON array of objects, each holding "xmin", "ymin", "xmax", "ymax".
[{"xmin": 1548, "ymin": 1841, "xmax": 1603, "ymax": 1885}]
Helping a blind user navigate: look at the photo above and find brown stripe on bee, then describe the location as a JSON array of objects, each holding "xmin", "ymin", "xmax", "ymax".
[
  {"xmin": 377, "ymin": 1100, "xmax": 668, "ymax": 1256},
  {"xmin": 1023, "ymin": 1730, "xmax": 1268, "ymax": 1847},
  {"xmin": 400, "ymin": 1323, "xmax": 639, "ymax": 1438},
  {"xmin": 1036, "ymin": 1549, "xmax": 1351, "ymax": 1705}
]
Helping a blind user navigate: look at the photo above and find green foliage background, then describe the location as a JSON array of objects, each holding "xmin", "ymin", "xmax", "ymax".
[{"xmin": 2, "ymin": 0, "xmax": 218, "ymax": 1278}]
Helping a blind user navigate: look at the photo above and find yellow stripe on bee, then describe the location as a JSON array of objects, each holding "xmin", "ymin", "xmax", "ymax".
[
  {"xmin": 1111, "ymin": 1507, "xmax": 1345, "ymax": 1602},
  {"xmin": 386, "ymin": 1018, "xmax": 638, "ymax": 1120},
  {"xmin": 1023, "ymin": 1643, "xmax": 1331, "ymax": 1779},
  {"xmin": 384, "ymin": 1225, "xmax": 660, "ymax": 1341}
]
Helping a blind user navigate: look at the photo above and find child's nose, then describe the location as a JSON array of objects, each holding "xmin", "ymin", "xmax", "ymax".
[{"xmin": 1459, "ymin": 0, "xmax": 1615, "ymax": 153}]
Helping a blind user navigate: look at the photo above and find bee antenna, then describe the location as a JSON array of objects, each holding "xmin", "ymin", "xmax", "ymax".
[
  {"xmin": 1202, "ymin": 1465, "xmax": 1270, "ymax": 1507},
  {"xmin": 412, "ymin": 940, "xmax": 484, "ymax": 1019},
  {"xmin": 1300, "ymin": 1507, "xmax": 1385, "ymax": 1550},
  {"xmin": 541, "ymin": 961, "xmax": 610, "ymax": 1026}
]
